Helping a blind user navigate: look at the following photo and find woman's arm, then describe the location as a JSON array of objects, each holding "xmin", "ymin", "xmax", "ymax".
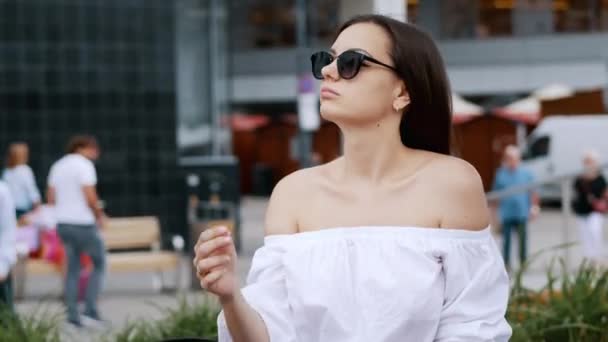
[
  {"xmin": 224, "ymin": 173, "xmax": 301, "ymax": 341},
  {"xmin": 221, "ymin": 291, "xmax": 271, "ymax": 342},
  {"xmin": 0, "ymin": 184, "xmax": 17, "ymax": 282},
  {"xmin": 24, "ymin": 166, "xmax": 41, "ymax": 208},
  {"xmin": 196, "ymin": 171, "xmax": 303, "ymax": 342},
  {"xmin": 194, "ymin": 225, "xmax": 269, "ymax": 342}
]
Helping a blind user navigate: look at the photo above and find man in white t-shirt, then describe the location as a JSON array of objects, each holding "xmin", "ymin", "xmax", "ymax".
[{"xmin": 47, "ymin": 135, "xmax": 106, "ymax": 328}]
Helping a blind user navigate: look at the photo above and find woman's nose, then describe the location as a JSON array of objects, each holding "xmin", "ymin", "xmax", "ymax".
[{"xmin": 321, "ymin": 59, "xmax": 339, "ymax": 81}]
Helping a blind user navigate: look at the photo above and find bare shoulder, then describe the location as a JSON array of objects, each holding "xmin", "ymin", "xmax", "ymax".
[
  {"xmin": 425, "ymin": 154, "xmax": 489, "ymax": 230},
  {"xmin": 427, "ymin": 155, "xmax": 484, "ymax": 187},
  {"xmin": 264, "ymin": 165, "xmax": 324, "ymax": 236}
]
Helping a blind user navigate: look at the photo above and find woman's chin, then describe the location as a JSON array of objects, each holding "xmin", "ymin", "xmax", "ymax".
[
  {"xmin": 320, "ymin": 104, "xmax": 348, "ymax": 123},
  {"xmin": 320, "ymin": 107, "xmax": 375, "ymax": 126}
]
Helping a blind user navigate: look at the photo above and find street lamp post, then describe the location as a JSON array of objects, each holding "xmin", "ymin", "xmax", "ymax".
[{"xmin": 295, "ymin": 0, "xmax": 319, "ymax": 168}]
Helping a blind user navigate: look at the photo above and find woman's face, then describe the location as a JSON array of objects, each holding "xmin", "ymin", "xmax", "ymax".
[
  {"xmin": 14, "ymin": 144, "xmax": 29, "ymax": 165},
  {"xmin": 319, "ymin": 23, "xmax": 408, "ymax": 127}
]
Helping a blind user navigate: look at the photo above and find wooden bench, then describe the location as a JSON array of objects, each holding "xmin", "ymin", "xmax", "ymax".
[{"xmin": 13, "ymin": 216, "xmax": 184, "ymax": 299}]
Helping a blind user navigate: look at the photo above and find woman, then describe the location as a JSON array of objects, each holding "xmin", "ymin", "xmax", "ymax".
[
  {"xmin": 194, "ymin": 15, "xmax": 511, "ymax": 342},
  {"xmin": 3, "ymin": 143, "xmax": 42, "ymax": 219},
  {"xmin": 0, "ymin": 179, "xmax": 17, "ymax": 313},
  {"xmin": 573, "ymin": 150, "xmax": 607, "ymax": 264}
]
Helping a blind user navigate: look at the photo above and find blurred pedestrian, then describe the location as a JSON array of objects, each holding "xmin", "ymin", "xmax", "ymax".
[
  {"xmin": 0, "ymin": 179, "xmax": 17, "ymax": 314},
  {"xmin": 47, "ymin": 135, "xmax": 106, "ymax": 328},
  {"xmin": 492, "ymin": 145, "xmax": 540, "ymax": 271},
  {"xmin": 573, "ymin": 150, "xmax": 607, "ymax": 264},
  {"xmin": 3, "ymin": 142, "xmax": 42, "ymax": 221}
]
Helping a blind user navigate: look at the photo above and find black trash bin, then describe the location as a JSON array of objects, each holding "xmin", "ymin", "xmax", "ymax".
[
  {"xmin": 251, "ymin": 163, "xmax": 274, "ymax": 196},
  {"xmin": 181, "ymin": 156, "xmax": 241, "ymax": 290},
  {"xmin": 181, "ymin": 156, "xmax": 241, "ymax": 249}
]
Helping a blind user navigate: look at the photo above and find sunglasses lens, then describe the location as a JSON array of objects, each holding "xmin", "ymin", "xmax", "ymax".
[
  {"xmin": 337, "ymin": 51, "xmax": 361, "ymax": 79},
  {"xmin": 311, "ymin": 52, "xmax": 332, "ymax": 80}
]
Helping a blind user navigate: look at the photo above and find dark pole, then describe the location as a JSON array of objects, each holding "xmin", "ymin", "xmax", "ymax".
[{"xmin": 296, "ymin": 0, "xmax": 314, "ymax": 168}]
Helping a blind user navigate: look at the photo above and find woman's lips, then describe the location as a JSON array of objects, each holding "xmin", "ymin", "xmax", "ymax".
[{"xmin": 320, "ymin": 87, "xmax": 340, "ymax": 99}]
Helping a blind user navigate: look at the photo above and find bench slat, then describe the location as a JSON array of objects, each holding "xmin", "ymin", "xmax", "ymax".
[
  {"xmin": 24, "ymin": 260, "xmax": 58, "ymax": 275},
  {"xmin": 23, "ymin": 252, "xmax": 180, "ymax": 275},
  {"xmin": 107, "ymin": 252, "xmax": 180, "ymax": 272},
  {"xmin": 101, "ymin": 216, "xmax": 160, "ymax": 250}
]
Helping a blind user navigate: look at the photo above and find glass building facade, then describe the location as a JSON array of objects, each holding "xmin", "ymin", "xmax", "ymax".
[{"xmin": 0, "ymin": 0, "xmax": 229, "ymax": 242}]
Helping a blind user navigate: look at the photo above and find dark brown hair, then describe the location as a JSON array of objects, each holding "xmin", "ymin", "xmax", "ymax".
[
  {"xmin": 67, "ymin": 135, "xmax": 99, "ymax": 154},
  {"xmin": 338, "ymin": 15, "xmax": 452, "ymax": 155}
]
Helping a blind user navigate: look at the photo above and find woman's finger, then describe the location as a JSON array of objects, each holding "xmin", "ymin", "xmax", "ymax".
[
  {"xmin": 196, "ymin": 255, "xmax": 231, "ymax": 277},
  {"xmin": 200, "ymin": 268, "xmax": 226, "ymax": 289},
  {"xmin": 196, "ymin": 235, "xmax": 233, "ymax": 259},
  {"xmin": 194, "ymin": 226, "xmax": 230, "ymax": 253},
  {"xmin": 195, "ymin": 226, "xmax": 229, "ymax": 250}
]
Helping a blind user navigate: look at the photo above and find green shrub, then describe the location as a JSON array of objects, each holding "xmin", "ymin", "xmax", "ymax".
[
  {"xmin": 0, "ymin": 304, "xmax": 61, "ymax": 342},
  {"xmin": 109, "ymin": 296, "xmax": 220, "ymax": 342},
  {"xmin": 508, "ymin": 245, "xmax": 608, "ymax": 342}
]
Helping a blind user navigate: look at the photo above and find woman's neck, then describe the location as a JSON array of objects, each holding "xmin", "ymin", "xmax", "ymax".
[{"xmin": 339, "ymin": 123, "xmax": 411, "ymax": 184}]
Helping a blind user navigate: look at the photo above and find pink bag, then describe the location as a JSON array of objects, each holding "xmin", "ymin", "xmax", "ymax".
[
  {"xmin": 39, "ymin": 230, "xmax": 64, "ymax": 265},
  {"xmin": 39, "ymin": 230, "xmax": 93, "ymax": 302},
  {"xmin": 78, "ymin": 268, "xmax": 91, "ymax": 302},
  {"xmin": 15, "ymin": 226, "xmax": 40, "ymax": 254}
]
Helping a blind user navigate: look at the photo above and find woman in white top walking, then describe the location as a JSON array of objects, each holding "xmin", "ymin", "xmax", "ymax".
[
  {"xmin": 0, "ymin": 180, "xmax": 17, "ymax": 314},
  {"xmin": 194, "ymin": 15, "xmax": 511, "ymax": 342},
  {"xmin": 3, "ymin": 143, "xmax": 42, "ymax": 219}
]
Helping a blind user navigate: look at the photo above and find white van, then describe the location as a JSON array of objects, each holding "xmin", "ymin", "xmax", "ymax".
[{"xmin": 521, "ymin": 115, "xmax": 608, "ymax": 202}]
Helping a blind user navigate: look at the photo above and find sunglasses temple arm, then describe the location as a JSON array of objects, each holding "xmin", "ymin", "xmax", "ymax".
[{"xmin": 365, "ymin": 56, "xmax": 397, "ymax": 71}]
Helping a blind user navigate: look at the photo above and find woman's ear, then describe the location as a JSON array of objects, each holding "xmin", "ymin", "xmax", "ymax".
[{"xmin": 393, "ymin": 83, "xmax": 410, "ymax": 112}]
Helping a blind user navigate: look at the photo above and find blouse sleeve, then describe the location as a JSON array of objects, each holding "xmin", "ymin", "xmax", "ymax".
[
  {"xmin": 435, "ymin": 236, "xmax": 512, "ymax": 342},
  {"xmin": 217, "ymin": 240, "xmax": 296, "ymax": 342}
]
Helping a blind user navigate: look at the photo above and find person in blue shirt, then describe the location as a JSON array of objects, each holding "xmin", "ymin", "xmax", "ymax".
[{"xmin": 492, "ymin": 145, "xmax": 540, "ymax": 271}]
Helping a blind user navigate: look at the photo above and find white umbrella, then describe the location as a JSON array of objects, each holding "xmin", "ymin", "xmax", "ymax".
[
  {"xmin": 493, "ymin": 83, "xmax": 574, "ymax": 124},
  {"xmin": 452, "ymin": 93, "xmax": 484, "ymax": 124}
]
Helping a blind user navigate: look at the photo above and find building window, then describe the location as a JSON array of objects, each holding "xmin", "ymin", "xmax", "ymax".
[
  {"xmin": 407, "ymin": 0, "xmax": 419, "ymax": 23},
  {"xmin": 233, "ymin": 0, "xmax": 341, "ymax": 49},
  {"xmin": 523, "ymin": 135, "xmax": 550, "ymax": 160},
  {"xmin": 436, "ymin": 0, "xmax": 608, "ymax": 40},
  {"xmin": 311, "ymin": 0, "xmax": 340, "ymax": 46},
  {"xmin": 440, "ymin": 0, "xmax": 479, "ymax": 39},
  {"xmin": 479, "ymin": 0, "xmax": 515, "ymax": 37},
  {"xmin": 602, "ymin": 0, "xmax": 608, "ymax": 30},
  {"xmin": 554, "ymin": 0, "xmax": 608, "ymax": 33},
  {"xmin": 248, "ymin": 0, "xmax": 296, "ymax": 48}
]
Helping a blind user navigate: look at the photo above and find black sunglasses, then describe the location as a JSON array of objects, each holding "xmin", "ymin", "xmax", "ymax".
[{"xmin": 310, "ymin": 50, "xmax": 396, "ymax": 80}]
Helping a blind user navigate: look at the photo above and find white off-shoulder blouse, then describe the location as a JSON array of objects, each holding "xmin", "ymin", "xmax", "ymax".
[{"xmin": 218, "ymin": 226, "xmax": 512, "ymax": 342}]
